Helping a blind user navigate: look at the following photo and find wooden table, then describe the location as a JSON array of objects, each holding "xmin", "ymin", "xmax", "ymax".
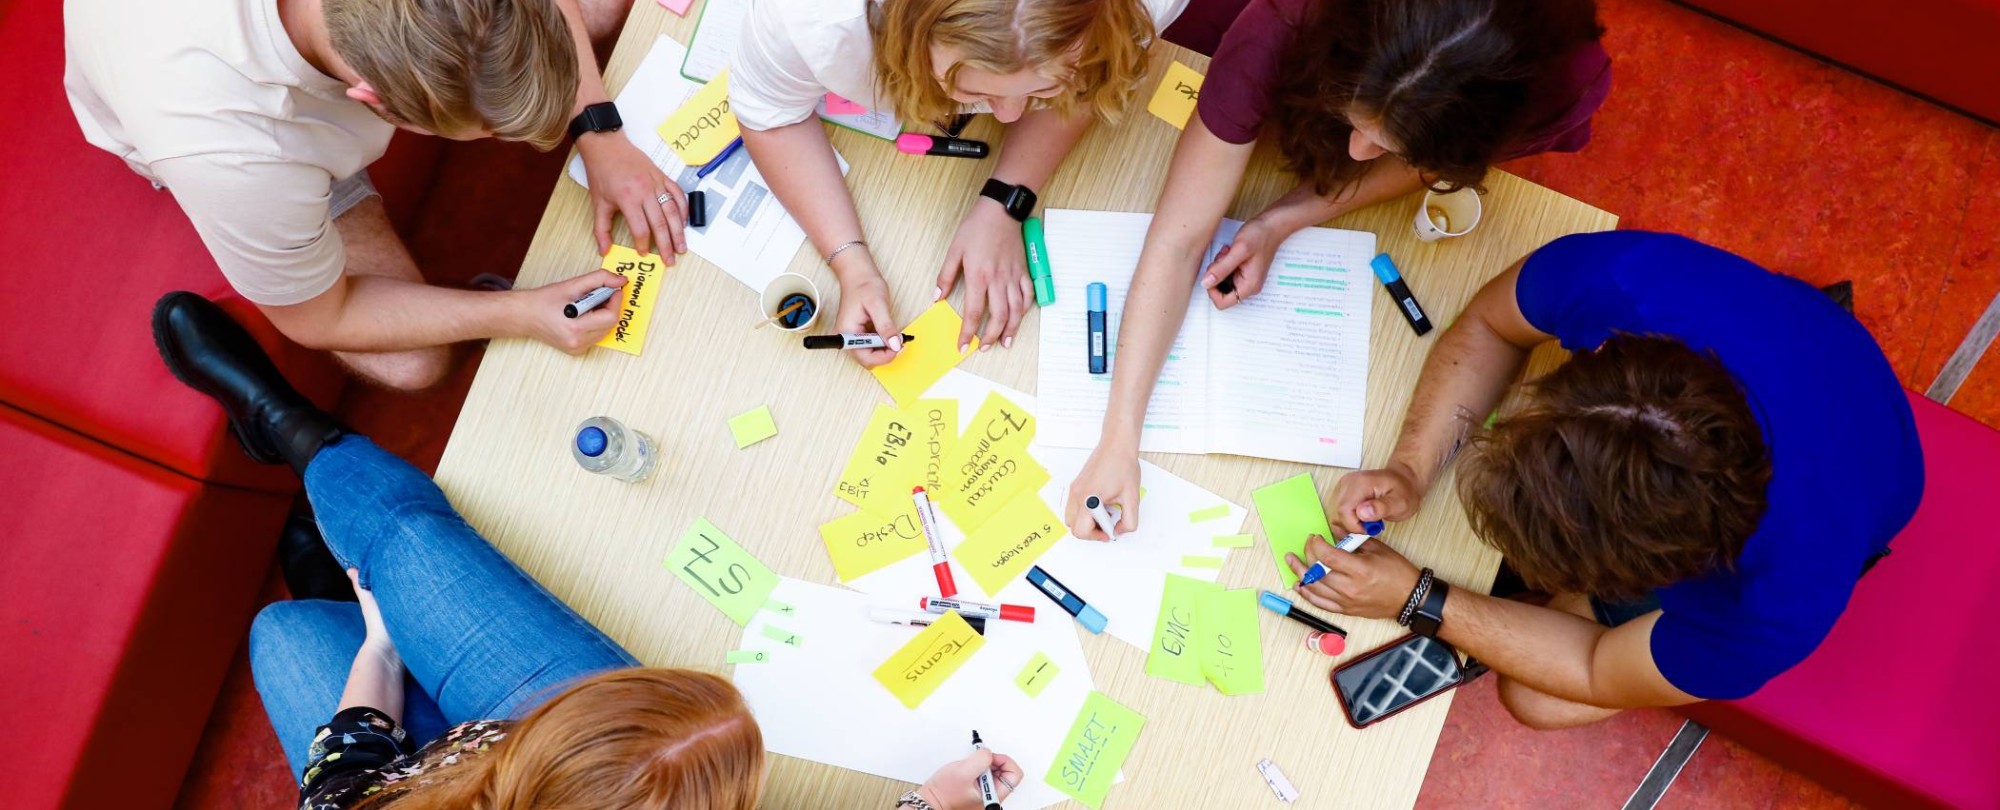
[{"xmin": 434, "ymin": 3, "xmax": 1617, "ymax": 806}]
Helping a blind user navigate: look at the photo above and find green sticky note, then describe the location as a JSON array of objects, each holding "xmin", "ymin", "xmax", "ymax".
[
  {"xmin": 1251, "ymin": 473, "xmax": 1333, "ymax": 587},
  {"xmin": 1181, "ymin": 554, "xmax": 1225, "ymax": 569},
  {"xmin": 761, "ymin": 624, "xmax": 803, "ymax": 647},
  {"xmin": 1146, "ymin": 574, "xmax": 1219, "ymax": 686},
  {"xmin": 727, "ymin": 406, "xmax": 778, "ymax": 448},
  {"xmin": 1015, "ymin": 651, "xmax": 1060, "ymax": 698},
  {"xmin": 725, "ymin": 649, "xmax": 769, "ymax": 664},
  {"xmin": 1188, "ymin": 504, "xmax": 1231, "ymax": 522},
  {"xmin": 664, "ymin": 518, "xmax": 779, "ymax": 626},
  {"xmin": 763, "ymin": 598, "xmax": 796, "ymax": 617},
  {"xmin": 1197, "ymin": 588, "xmax": 1265, "ymax": 695},
  {"xmin": 1046, "ymin": 691, "xmax": 1147, "ymax": 809},
  {"xmin": 1212, "ymin": 534, "xmax": 1254, "ymax": 549}
]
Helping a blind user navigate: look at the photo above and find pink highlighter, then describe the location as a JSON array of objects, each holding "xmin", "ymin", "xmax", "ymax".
[{"xmin": 895, "ymin": 133, "xmax": 990, "ymax": 159}]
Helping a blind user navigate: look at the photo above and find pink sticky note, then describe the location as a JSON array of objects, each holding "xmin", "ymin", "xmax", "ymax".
[
  {"xmin": 657, "ymin": 0, "xmax": 695, "ymax": 15},
  {"xmin": 823, "ymin": 93, "xmax": 867, "ymax": 115}
]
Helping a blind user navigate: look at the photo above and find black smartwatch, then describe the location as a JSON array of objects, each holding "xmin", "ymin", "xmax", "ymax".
[
  {"xmin": 567, "ymin": 102, "xmax": 623, "ymax": 140},
  {"xmin": 1410, "ymin": 577, "xmax": 1450, "ymax": 639},
  {"xmin": 979, "ymin": 178, "xmax": 1037, "ymax": 222}
]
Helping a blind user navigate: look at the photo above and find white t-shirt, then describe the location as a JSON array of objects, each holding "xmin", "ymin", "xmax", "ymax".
[
  {"xmin": 64, "ymin": 0, "xmax": 395, "ymax": 306},
  {"xmin": 730, "ymin": 0, "xmax": 1191, "ymax": 131}
]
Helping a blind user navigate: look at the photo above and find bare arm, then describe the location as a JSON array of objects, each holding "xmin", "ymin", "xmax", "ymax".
[
  {"xmin": 1438, "ymin": 590, "xmax": 1696, "ymax": 709},
  {"xmin": 261, "ymin": 269, "xmax": 627, "ymax": 356},
  {"xmin": 335, "ymin": 573, "xmax": 406, "ymax": 720},
  {"xmin": 559, "ymin": 0, "xmax": 689, "ymax": 257},
  {"xmin": 943, "ymin": 106, "xmax": 1094, "ymax": 350},
  {"xmin": 1257, "ymin": 158, "xmax": 1426, "ymax": 235}
]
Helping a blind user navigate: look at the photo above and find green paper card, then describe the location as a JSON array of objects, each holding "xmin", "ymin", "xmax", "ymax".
[
  {"xmin": 1181, "ymin": 554, "xmax": 1225, "ymax": 569},
  {"xmin": 761, "ymin": 624, "xmax": 803, "ymax": 647},
  {"xmin": 1146, "ymin": 574, "xmax": 1219, "ymax": 685},
  {"xmin": 1197, "ymin": 589, "xmax": 1265, "ymax": 695},
  {"xmin": 1015, "ymin": 651, "xmax": 1059, "ymax": 698},
  {"xmin": 1046, "ymin": 691, "xmax": 1147, "ymax": 809},
  {"xmin": 725, "ymin": 649, "xmax": 769, "ymax": 664},
  {"xmin": 1251, "ymin": 473, "xmax": 1334, "ymax": 587},
  {"xmin": 664, "ymin": 518, "xmax": 779, "ymax": 626},
  {"xmin": 1188, "ymin": 503, "xmax": 1231, "ymax": 522},
  {"xmin": 1212, "ymin": 533, "xmax": 1254, "ymax": 548},
  {"xmin": 727, "ymin": 405, "xmax": 778, "ymax": 448}
]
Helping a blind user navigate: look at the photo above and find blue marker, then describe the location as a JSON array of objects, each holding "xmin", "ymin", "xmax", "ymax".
[
  {"xmin": 694, "ymin": 137, "xmax": 745, "ymax": 180},
  {"xmin": 1370, "ymin": 253, "xmax": 1433, "ymax": 336},
  {"xmin": 1298, "ymin": 520, "xmax": 1386, "ymax": 587},
  {"xmin": 1086, "ymin": 282, "xmax": 1108, "ymax": 374},
  {"xmin": 1026, "ymin": 565, "xmax": 1107, "ymax": 634}
]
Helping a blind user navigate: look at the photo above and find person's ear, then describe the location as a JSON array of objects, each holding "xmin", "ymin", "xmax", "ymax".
[{"xmin": 345, "ymin": 82, "xmax": 383, "ymax": 106}]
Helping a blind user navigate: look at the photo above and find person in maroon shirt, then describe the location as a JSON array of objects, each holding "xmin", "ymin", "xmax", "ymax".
[{"xmin": 1066, "ymin": 0, "xmax": 1611, "ymax": 539}]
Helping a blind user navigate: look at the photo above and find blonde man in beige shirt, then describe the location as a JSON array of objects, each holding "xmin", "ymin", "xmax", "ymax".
[{"xmin": 67, "ymin": 0, "xmax": 685, "ymax": 390}]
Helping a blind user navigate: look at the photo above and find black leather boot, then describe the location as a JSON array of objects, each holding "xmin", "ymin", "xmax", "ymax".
[
  {"xmin": 151, "ymin": 292, "xmax": 343, "ymax": 476},
  {"xmin": 278, "ymin": 512, "xmax": 357, "ymax": 602}
]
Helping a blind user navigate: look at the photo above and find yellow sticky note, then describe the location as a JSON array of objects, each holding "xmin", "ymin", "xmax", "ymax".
[
  {"xmin": 912, "ymin": 398, "xmax": 959, "ymax": 492},
  {"xmin": 818, "ymin": 503, "xmax": 927, "ymax": 582},
  {"xmin": 871, "ymin": 301, "xmax": 976, "ymax": 407},
  {"xmin": 1197, "ymin": 588, "xmax": 1265, "ymax": 696},
  {"xmin": 1045, "ymin": 691, "xmax": 1147, "ymax": 809},
  {"xmin": 657, "ymin": 69, "xmax": 739, "ymax": 164},
  {"xmin": 1146, "ymin": 574, "xmax": 1218, "ymax": 686},
  {"xmin": 1015, "ymin": 651, "xmax": 1059, "ymax": 698},
  {"xmin": 727, "ymin": 406, "xmax": 777, "ymax": 448},
  {"xmin": 936, "ymin": 391, "xmax": 1045, "ymax": 533},
  {"xmin": 1147, "ymin": 61, "xmax": 1204, "ymax": 129},
  {"xmin": 595, "ymin": 246, "xmax": 668, "ymax": 356},
  {"xmin": 664, "ymin": 518, "xmax": 778, "ymax": 626},
  {"xmin": 873, "ymin": 609, "xmax": 985, "ymax": 709},
  {"xmin": 835, "ymin": 404, "xmax": 926, "ymax": 519},
  {"xmin": 952, "ymin": 490, "xmax": 1064, "ymax": 595}
]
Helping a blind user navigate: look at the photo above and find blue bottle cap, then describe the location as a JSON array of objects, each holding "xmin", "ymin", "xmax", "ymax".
[{"xmin": 576, "ymin": 426, "xmax": 609, "ymax": 457}]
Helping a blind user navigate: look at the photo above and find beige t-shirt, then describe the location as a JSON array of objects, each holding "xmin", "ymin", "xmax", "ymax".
[{"xmin": 64, "ymin": 0, "xmax": 394, "ymax": 306}]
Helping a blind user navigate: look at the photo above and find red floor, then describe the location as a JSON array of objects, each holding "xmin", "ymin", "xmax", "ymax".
[{"xmin": 173, "ymin": 0, "xmax": 1999, "ymax": 806}]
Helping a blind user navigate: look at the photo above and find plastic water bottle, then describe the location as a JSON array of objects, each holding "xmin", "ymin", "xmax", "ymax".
[{"xmin": 571, "ymin": 416, "xmax": 660, "ymax": 482}]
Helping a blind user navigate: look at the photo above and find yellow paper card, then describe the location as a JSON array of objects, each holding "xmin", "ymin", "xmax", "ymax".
[
  {"xmin": 1197, "ymin": 588, "xmax": 1265, "ymax": 696},
  {"xmin": 835, "ymin": 404, "xmax": 926, "ymax": 519},
  {"xmin": 1146, "ymin": 61, "xmax": 1205, "ymax": 129},
  {"xmin": 936, "ymin": 392, "xmax": 1044, "ymax": 533},
  {"xmin": 1015, "ymin": 652, "xmax": 1059, "ymax": 698},
  {"xmin": 1045, "ymin": 691, "xmax": 1147, "ymax": 809},
  {"xmin": 912, "ymin": 398, "xmax": 959, "ymax": 492},
  {"xmin": 1146, "ymin": 574, "xmax": 1218, "ymax": 686},
  {"xmin": 727, "ymin": 406, "xmax": 778, "ymax": 448},
  {"xmin": 952, "ymin": 489, "xmax": 1063, "ymax": 595},
  {"xmin": 871, "ymin": 301, "xmax": 976, "ymax": 408},
  {"xmin": 657, "ymin": 69, "xmax": 739, "ymax": 164},
  {"xmin": 873, "ymin": 609, "xmax": 985, "ymax": 709},
  {"xmin": 818, "ymin": 503, "xmax": 928, "ymax": 582},
  {"xmin": 595, "ymin": 246, "xmax": 668, "ymax": 356}
]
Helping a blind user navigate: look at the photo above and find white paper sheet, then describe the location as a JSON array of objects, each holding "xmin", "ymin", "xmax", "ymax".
[
  {"xmin": 817, "ymin": 95, "xmax": 904, "ymax": 140},
  {"xmin": 731, "ymin": 577, "xmax": 1093, "ymax": 810},
  {"xmin": 1034, "ymin": 209, "xmax": 1376, "ymax": 468},
  {"xmin": 566, "ymin": 35, "xmax": 845, "ymax": 293}
]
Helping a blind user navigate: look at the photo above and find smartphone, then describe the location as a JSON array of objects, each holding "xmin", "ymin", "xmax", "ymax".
[{"xmin": 1330, "ymin": 634, "xmax": 1486, "ymax": 729}]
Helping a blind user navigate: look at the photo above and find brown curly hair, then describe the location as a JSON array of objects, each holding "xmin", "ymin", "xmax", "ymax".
[
  {"xmin": 1269, "ymin": 0, "xmax": 1604, "ymax": 196},
  {"xmin": 1457, "ymin": 334, "xmax": 1773, "ymax": 599}
]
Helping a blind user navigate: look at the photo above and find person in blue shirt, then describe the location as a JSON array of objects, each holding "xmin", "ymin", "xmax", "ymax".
[{"xmin": 1291, "ymin": 230, "xmax": 1923, "ymax": 726}]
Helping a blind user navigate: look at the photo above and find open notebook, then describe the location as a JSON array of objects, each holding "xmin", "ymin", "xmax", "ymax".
[{"xmin": 1034, "ymin": 209, "xmax": 1375, "ymax": 468}]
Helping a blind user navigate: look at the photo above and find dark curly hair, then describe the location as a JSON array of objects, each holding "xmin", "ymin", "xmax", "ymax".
[
  {"xmin": 1269, "ymin": 0, "xmax": 1604, "ymax": 196},
  {"xmin": 1457, "ymin": 334, "xmax": 1773, "ymax": 599}
]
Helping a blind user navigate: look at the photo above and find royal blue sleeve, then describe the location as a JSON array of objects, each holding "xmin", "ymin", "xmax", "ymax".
[{"xmin": 1514, "ymin": 231, "xmax": 1672, "ymax": 350}]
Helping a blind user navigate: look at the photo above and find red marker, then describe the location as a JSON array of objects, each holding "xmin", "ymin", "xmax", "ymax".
[
  {"xmin": 912, "ymin": 486, "xmax": 958, "ymax": 597},
  {"xmin": 921, "ymin": 596, "xmax": 1034, "ymax": 624}
]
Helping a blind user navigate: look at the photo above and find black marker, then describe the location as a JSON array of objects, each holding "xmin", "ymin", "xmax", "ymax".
[
  {"xmin": 564, "ymin": 286, "xmax": 618, "ymax": 318},
  {"xmin": 801, "ymin": 333, "xmax": 915, "ymax": 350},
  {"xmin": 1370, "ymin": 253, "xmax": 1433, "ymax": 336},
  {"xmin": 895, "ymin": 133, "xmax": 990, "ymax": 158}
]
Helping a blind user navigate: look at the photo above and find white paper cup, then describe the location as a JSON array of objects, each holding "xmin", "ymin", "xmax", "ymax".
[
  {"xmin": 760, "ymin": 273, "xmax": 821, "ymax": 332},
  {"xmin": 1413, "ymin": 189, "xmax": 1483, "ymax": 242}
]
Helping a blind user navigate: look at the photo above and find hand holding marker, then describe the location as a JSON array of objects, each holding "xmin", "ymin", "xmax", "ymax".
[{"xmin": 1299, "ymin": 520, "xmax": 1384, "ymax": 587}]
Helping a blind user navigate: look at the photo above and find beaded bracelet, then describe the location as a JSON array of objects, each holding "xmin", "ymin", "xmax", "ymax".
[
  {"xmin": 823, "ymin": 239, "xmax": 867, "ymax": 266},
  {"xmin": 1398, "ymin": 568, "xmax": 1435, "ymax": 627}
]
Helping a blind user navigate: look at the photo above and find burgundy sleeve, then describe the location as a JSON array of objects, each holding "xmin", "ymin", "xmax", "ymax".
[
  {"xmin": 1500, "ymin": 42, "xmax": 1613, "ymax": 160},
  {"xmin": 1192, "ymin": 0, "xmax": 1305, "ymax": 145}
]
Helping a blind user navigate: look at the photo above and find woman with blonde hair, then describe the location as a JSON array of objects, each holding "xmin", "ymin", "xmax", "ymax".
[
  {"xmin": 146, "ymin": 293, "xmax": 1020, "ymax": 810},
  {"xmin": 732, "ymin": 0, "xmax": 1248, "ymax": 366}
]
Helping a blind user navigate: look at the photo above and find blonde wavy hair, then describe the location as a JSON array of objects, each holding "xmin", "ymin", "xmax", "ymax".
[
  {"xmin": 868, "ymin": 0, "xmax": 1154, "ymax": 127},
  {"xmin": 325, "ymin": 0, "xmax": 579, "ymax": 149},
  {"xmin": 355, "ymin": 668, "xmax": 766, "ymax": 810}
]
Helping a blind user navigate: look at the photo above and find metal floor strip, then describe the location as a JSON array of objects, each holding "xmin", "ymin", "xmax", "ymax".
[
  {"xmin": 1622, "ymin": 720, "xmax": 1709, "ymax": 810},
  {"xmin": 1926, "ymin": 290, "xmax": 2000, "ymax": 404}
]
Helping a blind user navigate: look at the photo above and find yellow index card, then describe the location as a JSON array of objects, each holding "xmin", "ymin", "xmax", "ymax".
[
  {"xmin": 1015, "ymin": 651, "xmax": 1059, "ymax": 698},
  {"xmin": 1197, "ymin": 588, "xmax": 1266, "ymax": 696},
  {"xmin": 1045, "ymin": 691, "xmax": 1147, "ymax": 809},
  {"xmin": 872, "ymin": 301, "xmax": 976, "ymax": 408},
  {"xmin": 873, "ymin": 609, "xmax": 985, "ymax": 709},
  {"xmin": 912, "ymin": 398, "xmax": 959, "ymax": 492},
  {"xmin": 952, "ymin": 489, "xmax": 1064, "ymax": 595},
  {"xmin": 818, "ymin": 502, "xmax": 927, "ymax": 582},
  {"xmin": 1146, "ymin": 574, "xmax": 1218, "ymax": 686},
  {"xmin": 835, "ymin": 404, "xmax": 926, "ymax": 519},
  {"xmin": 936, "ymin": 391, "xmax": 1045, "ymax": 533},
  {"xmin": 1146, "ymin": 61, "xmax": 1204, "ymax": 129},
  {"xmin": 595, "ymin": 246, "xmax": 668, "ymax": 356},
  {"xmin": 727, "ymin": 405, "xmax": 777, "ymax": 448},
  {"xmin": 657, "ymin": 69, "xmax": 739, "ymax": 164}
]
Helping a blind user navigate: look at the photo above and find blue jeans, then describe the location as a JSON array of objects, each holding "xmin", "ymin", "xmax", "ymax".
[{"xmin": 250, "ymin": 436, "xmax": 638, "ymax": 779}]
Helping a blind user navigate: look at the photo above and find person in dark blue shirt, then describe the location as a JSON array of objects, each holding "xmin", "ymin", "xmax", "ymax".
[{"xmin": 1290, "ymin": 230, "xmax": 1923, "ymax": 727}]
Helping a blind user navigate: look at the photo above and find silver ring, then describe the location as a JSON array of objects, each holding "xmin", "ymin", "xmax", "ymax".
[{"xmin": 655, "ymin": 192, "xmax": 673, "ymax": 206}]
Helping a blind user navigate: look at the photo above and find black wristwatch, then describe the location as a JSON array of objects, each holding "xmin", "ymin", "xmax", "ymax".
[
  {"xmin": 1410, "ymin": 577, "xmax": 1450, "ymax": 639},
  {"xmin": 568, "ymin": 102, "xmax": 623, "ymax": 140},
  {"xmin": 979, "ymin": 178, "xmax": 1037, "ymax": 222}
]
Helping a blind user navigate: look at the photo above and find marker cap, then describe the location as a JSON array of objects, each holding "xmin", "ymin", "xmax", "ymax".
[
  {"xmin": 1075, "ymin": 604, "xmax": 1108, "ymax": 634},
  {"xmin": 1259, "ymin": 590, "xmax": 1293, "ymax": 615},
  {"xmin": 894, "ymin": 133, "xmax": 931, "ymax": 154},
  {"xmin": 1370, "ymin": 253, "xmax": 1403, "ymax": 285},
  {"xmin": 1305, "ymin": 630, "xmax": 1346, "ymax": 656},
  {"xmin": 1001, "ymin": 603, "xmax": 1035, "ymax": 623},
  {"xmin": 1363, "ymin": 520, "xmax": 1385, "ymax": 536},
  {"xmin": 1087, "ymin": 282, "xmax": 1107, "ymax": 311}
]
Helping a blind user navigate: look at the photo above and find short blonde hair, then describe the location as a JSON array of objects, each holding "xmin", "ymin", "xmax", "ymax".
[
  {"xmin": 869, "ymin": 0, "xmax": 1153, "ymax": 127},
  {"xmin": 325, "ymin": 0, "xmax": 579, "ymax": 150}
]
